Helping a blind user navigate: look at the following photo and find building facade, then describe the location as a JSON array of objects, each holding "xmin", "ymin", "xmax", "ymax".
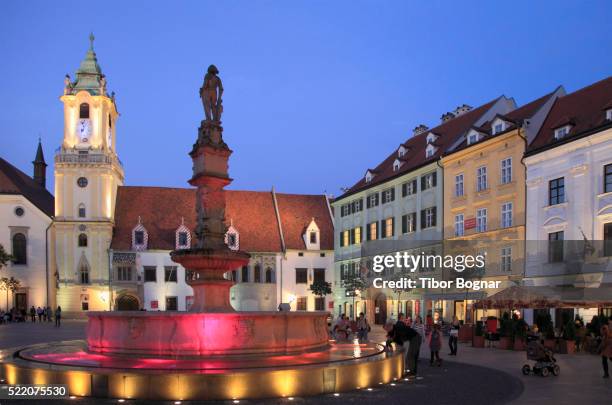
[
  {"xmin": 441, "ymin": 88, "xmax": 563, "ymax": 322},
  {"xmin": 0, "ymin": 144, "xmax": 54, "ymax": 312},
  {"xmin": 524, "ymin": 77, "xmax": 612, "ymax": 324},
  {"xmin": 108, "ymin": 187, "xmax": 335, "ymax": 312},
  {"xmin": 333, "ymin": 96, "xmax": 516, "ymax": 323}
]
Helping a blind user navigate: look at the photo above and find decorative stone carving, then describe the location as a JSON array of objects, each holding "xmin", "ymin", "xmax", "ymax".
[{"xmin": 199, "ymin": 65, "xmax": 224, "ymax": 122}]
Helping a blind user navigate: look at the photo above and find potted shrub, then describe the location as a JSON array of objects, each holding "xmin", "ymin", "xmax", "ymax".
[
  {"xmin": 559, "ymin": 317, "xmax": 576, "ymax": 354},
  {"xmin": 536, "ymin": 312, "xmax": 556, "ymax": 351},
  {"xmin": 513, "ymin": 318, "xmax": 528, "ymax": 351},
  {"xmin": 473, "ymin": 321, "xmax": 485, "ymax": 348},
  {"xmin": 498, "ymin": 312, "xmax": 513, "ymax": 350}
]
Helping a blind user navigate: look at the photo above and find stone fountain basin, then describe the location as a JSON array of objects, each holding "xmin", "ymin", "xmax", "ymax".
[{"xmin": 87, "ymin": 311, "xmax": 329, "ymax": 357}]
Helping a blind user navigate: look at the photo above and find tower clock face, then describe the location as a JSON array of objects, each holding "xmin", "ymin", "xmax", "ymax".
[{"xmin": 77, "ymin": 119, "xmax": 92, "ymax": 143}]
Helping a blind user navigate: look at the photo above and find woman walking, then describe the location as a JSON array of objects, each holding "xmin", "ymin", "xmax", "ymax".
[
  {"xmin": 428, "ymin": 323, "xmax": 442, "ymax": 366},
  {"xmin": 448, "ymin": 316, "xmax": 460, "ymax": 355},
  {"xmin": 600, "ymin": 324, "xmax": 612, "ymax": 378},
  {"xmin": 54, "ymin": 306, "xmax": 62, "ymax": 327}
]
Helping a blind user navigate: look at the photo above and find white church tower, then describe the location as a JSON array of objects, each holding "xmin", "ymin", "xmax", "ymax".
[{"xmin": 54, "ymin": 34, "xmax": 124, "ymax": 315}]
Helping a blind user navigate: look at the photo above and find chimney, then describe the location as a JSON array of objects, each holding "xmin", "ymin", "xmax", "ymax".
[
  {"xmin": 32, "ymin": 138, "xmax": 47, "ymax": 188},
  {"xmin": 413, "ymin": 124, "xmax": 429, "ymax": 136},
  {"xmin": 453, "ymin": 104, "xmax": 473, "ymax": 117},
  {"xmin": 440, "ymin": 112, "xmax": 455, "ymax": 123}
]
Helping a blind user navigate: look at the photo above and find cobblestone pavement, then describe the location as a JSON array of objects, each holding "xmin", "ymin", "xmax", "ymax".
[{"xmin": 1, "ymin": 321, "xmax": 608, "ymax": 404}]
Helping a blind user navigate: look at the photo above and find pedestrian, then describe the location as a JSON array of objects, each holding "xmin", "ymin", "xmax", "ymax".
[
  {"xmin": 29, "ymin": 306, "xmax": 36, "ymax": 322},
  {"xmin": 448, "ymin": 316, "xmax": 460, "ymax": 355},
  {"xmin": 42, "ymin": 306, "xmax": 47, "ymax": 322},
  {"xmin": 428, "ymin": 323, "xmax": 442, "ymax": 366},
  {"xmin": 392, "ymin": 313, "xmax": 409, "ymax": 352},
  {"xmin": 36, "ymin": 306, "xmax": 43, "ymax": 322},
  {"xmin": 356, "ymin": 312, "xmax": 370, "ymax": 343},
  {"xmin": 46, "ymin": 306, "xmax": 52, "ymax": 322},
  {"xmin": 405, "ymin": 322, "xmax": 422, "ymax": 377},
  {"xmin": 600, "ymin": 324, "xmax": 612, "ymax": 378},
  {"xmin": 413, "ymin": 315, "xmax": 425, "ymax": 341},
  {"xmin": 54, "ymin": 306, "xmax": 62, "ymax": 327}
]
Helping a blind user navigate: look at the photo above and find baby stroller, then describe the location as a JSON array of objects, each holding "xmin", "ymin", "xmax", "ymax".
[{"xmin": 522, "ymin": 338, "xmax": 560, "ymax": 377}]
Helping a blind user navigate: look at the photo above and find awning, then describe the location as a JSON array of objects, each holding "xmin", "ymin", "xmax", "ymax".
[{"xmin": 473, "ymin": 285, "xmax": 612, "ymax": 309}]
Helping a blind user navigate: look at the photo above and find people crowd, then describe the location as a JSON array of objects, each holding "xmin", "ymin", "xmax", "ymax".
[{"xmin": 0, "ymin": 305, "xmax": 62, "ymax": 327}]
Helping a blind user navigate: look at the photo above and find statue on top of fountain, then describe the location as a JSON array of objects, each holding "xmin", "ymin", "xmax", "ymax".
[{"xmin": 200, "ymin": 64, "xmax": 224, "ymax": 123}]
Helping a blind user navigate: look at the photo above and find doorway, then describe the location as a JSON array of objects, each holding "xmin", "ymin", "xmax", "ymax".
[
  {"xmin": 116, "ymin": 294, "xmax": 139, "ymax": 311},
  {"xmin": 374, "ymin": 293, "xmax": 387, "ymax": 325},
  {"xmin": 15, "ymin": 293, "xmax": 27, "ymax": 312}
]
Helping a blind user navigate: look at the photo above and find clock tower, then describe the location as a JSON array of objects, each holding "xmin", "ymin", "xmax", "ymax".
[{"xmin": 54, "ymin": 34, "xmax": 124, "ymax": 315}]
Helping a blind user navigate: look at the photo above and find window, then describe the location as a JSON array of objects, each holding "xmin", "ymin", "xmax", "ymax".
[
  {"xmin": 604, "ymin": 164, "xmax": 612, "ymax": 193},
  {"xmin": 117, "ymin": 266, "xmax": 132, "ymax": 281},
  {"xmin": 421, "ymin": 172, "xmax": 437, "ymax": 190},
  {"xmin": 367, "ymin": 221, "xmax": 378, "ymax": 241},
  {"xmin": 295, "ymin": 268, "xmax": 308, "ymax": 284},
  {"xmin": 501, "ymin": 158, "xmax": 512, "ymax": 184},
  {"xmin": 381, "ymin": 217, "xmax": 394, "ymax": 238},
  {"xmin": 313, "ymin": 268, "xmax": 325, "ymax": 283},
  {"xmin": 296, "ymin": 297, "xmax": 307, "ymax": 311},
  {"xmin": 366, "ymin": 193, "xmax": 379, "ymax": 208},
  {"xmin": 165, "ymin": 266, "xmax": 178, "ymax": 282},
  {"xmin": 340, "ymin": 263, "xmax": 348, "ymax": 280},
  {"xmin": 402, "ymin": 179, "xmax": 417, "ymax": 197},
  {"xmin": 454, "ymin": 214, "xmax": 464, "ymax": 237},
  {"xmin": 134, "ymin": 231, "xmax": 145, "ymax": 245},
  {"xmin": 455, "ymin": 174, "xmax": 464, "ymax": 197},
  {"xmin": 381, "ymin": 187, "xmax": 395, "ymax": 204},
  {"xmin": 178, "ymin": 232, "xmax": 188, "ymax": 246},
  {"xmin": 548, "ymin": 231, "xmax": 564, "ymax": 262},
  {"xmin": 240, "ymin": 266, "xmax": 249, "ymax": 282},
  {"xmin": 252, "ymin": 264, "xmax": 260, "ymax": 282},
  {"xmin": 421, "ymin": 207, "xmax": 437, "ymax": 229},
  {"xmin": 493, "ymin": 123, "xmax": 504, "ymax": 134},
  {"xmin": 476, "ymin": 166, "xmax": 488, "ymax": 191},
  {"xmin": 476, "ymin": 208, "xmax": 487, "ymax": 232},
  {"xmin": 77, "ymin": 177, "xmax": 88, "ymax": 188},
  {"xmin": 401, "ymin": 212, "xmax": 417, "ymax": 234},
  {"xmin": 79, "ymin": 103, "xmax": 90, "ymax": 119},
  {"xmin": 425, "ymin": 147, "xmax": 435, "ymax": 158},
  {"xmin": 309, "ymin": 231, "xmax": 317, "ymax": 244},
  {"xmin": 501, "ymin": 202, "xmax": 513, "ymax": 228},
  {"xmin": 315, "ymin": 297, "xmax": 325, "ymax": 311},
  {"xmin": 554, "ymin": 126, "xmax": 569, "ymax": 139},
  {"xmin": 604, "ymin": 223, "xmax": 612, "ymax": 257},
  {"xmin": 80, "ymin": 264, "xmax": 89, "ymax": 284},
  {"xmin": 353, "ymin": 199, "xmax": 363, "ymax": 213},
  {"xmin": 227, "ymin": 233, "xmax": 237, "ymax": 248},
  {"xmin": 607, "ymin": 109, "xmax": 612, "ymax": 121},
  {"xmin": 549, "ymin": 178, "xmax": 565, "ymax": 205},
  {"xmin": 265, "ymin": 267, "xmax": 274, "ymax": 283},
  {"xmin": 14, "ymin": 207, "xmax": 24, "ymax": 217},
  {"xmin": 78, "ymin": 203, "xmax": 86, "ymax": 218},
  {"xmin": 467, "ymin": 132, "xmax": 479, "ymax": 145},
  {"xmin": 165, "ymin": 296, "xmax": 178, "ymax": 311},
  {"xmin": 81, "ymin": 301, "xmax": 89, "ymax": 311},
  {"xmin": 342, "ymin": 230, "xmax": 349, "ymax": 247},
  {"xmin": 501, "ymin": 247, "xmax": 512, "ymax": 272},
  {"xmin": 354, "ymin": 227, "xmax": 362, "ymax": 244},
  {"xmin": 12, "ymin": 233, "xmax": 27, "ymax": 265},
  {"xmin": 393, "ymin": 160, "xmax": 401, "ymax": 171},
  {"xmin": 78, "ymin": 233, "xmax": 88, "ymax": 247},
  {"xmin": 144, "ymin": 266, "xmax": 157, "ymax": 282}
]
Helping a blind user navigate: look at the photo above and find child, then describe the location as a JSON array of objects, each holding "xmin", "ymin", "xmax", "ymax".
[{"xmin": 428, "ymin": 323, "xmax": 442, "ymax": 366}]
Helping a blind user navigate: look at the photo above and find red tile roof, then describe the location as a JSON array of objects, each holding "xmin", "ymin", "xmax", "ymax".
[
  {"xmin": 0, "ymin": 157, "xmax": 54, "ymax": 217},
  {"xmin": 528, "ymin": 76, "xmax": 612, "ymax": 152},
  {"xmin": 339, "ymin": 97, "xmax": 502, "ymax": 199},
  {"xmin": 110, "ymin": 186, "xmax": 333, "ymax": 252},
  {"xmin": 274, "ymin": 192, "xmax": 334, "ymax": 250}
]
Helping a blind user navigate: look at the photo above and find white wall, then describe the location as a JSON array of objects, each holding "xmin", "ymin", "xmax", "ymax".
[
  {"xmin": 282, "ymin": 250, "xmax": 334, "ymax": 311},
  {"xmin": 0, "ymin": 195, "xmax": 52, "ymax": 310}
]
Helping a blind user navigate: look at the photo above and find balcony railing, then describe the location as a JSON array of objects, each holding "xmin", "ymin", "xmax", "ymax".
[{"xmin": 55, "ymin": 151, "xmax": 122, "ymax": 166}]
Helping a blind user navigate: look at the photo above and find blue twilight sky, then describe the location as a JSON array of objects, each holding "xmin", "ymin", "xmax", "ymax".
[{"xmin": 1, "ymin": 1, "xmax": 611, "ymax": 197}]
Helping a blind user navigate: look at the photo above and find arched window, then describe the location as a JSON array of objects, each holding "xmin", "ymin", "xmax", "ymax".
[
  {"xmin": 12, "ymin": 233, "xmax": 27, "ymax": 265},
  {"xmin": 80, "ymin": 263, "xmax": 90, "ymax": 284},
  {"xmin": 265, "ymin": 267, "xmax": 274, "ymax": 283},
  {"xmin": 78, "ymin": 233, "xmax": 88, "ymax": 247},
  {"xmin": 78, "ymin": 203, "xmax": 86, "ymax": 218},
  {"xmin": 241, "ymin": 266, "xmax": 249, "ymax": 282},
  {"xmin": 254, "ymin": 264, "xmax": 261, "ymax": 283},
  {"xmin": 79, "ymin": 103, "xmax": 90, "ymax": 119}
]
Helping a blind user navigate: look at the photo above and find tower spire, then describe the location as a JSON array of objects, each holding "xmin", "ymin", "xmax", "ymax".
[
  {"xmin": 89, "ymin": 32, "xmax": 95, "ymax": 51},
  {"xmin": 32, "ymin": 138, "xmax": 47, "ymax": 188}
]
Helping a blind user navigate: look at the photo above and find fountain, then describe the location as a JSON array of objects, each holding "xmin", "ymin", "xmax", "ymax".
[{"xmin": 0, "ymin": 66, "xmax": 403, "ymax": 401}]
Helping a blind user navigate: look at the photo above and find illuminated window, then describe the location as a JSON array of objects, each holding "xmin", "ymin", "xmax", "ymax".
[{"xmin": 367, "ymin": 221, "xmax": 378, "ymax": 241}]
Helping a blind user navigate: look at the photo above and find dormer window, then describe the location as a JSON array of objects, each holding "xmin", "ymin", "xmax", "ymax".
[
  {"xmin": 310, "ymin": 231, "xmax": 317, "ymax": 244},
  {"xmin": 554, "ymin": 125, "xmax": 571, "ymax": 140},
  {"xmin": 175, "ymin": 219, "xmax": 191, "ymax": 250},
  {"xmin": 132, "ymin": 217, "xmax": 148, "ymax": 251},
  {"xmin": 426, "ymin": 132, "xmax": 438, "ymax": 144},
  {"xmin": 397, "ymin": 145, "xmax": 407, "ymax": 157},
  {"xmin": 425, "ymin": 144, "xmax": 436, "ymax": 158},
  {"xmin": 467, "ymin": 131, "xmax": 480, "ymax": 145},
  {"xmin": 365, "ymin": 170, "xmax": 374, "ymax": 183},
  {"xmin": 225, "ymin": 223, "xmax": 239, "ymax": 251},
  {"xmin": 393, "ymin": 159, "xmax": 402, "ymax": 172},
  {"xmin": 606, "ymin": 109, "xmax": 612, "ymax": 121},
  {"xmin": 304, "ymin": 218, "xmax": 320, "ymax": 250}
]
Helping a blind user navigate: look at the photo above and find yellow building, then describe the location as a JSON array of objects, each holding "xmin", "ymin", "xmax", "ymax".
[
  {"xmin": 54, "ymin": 35, "xmax": 124, "ymax": 315},
  {"xmin": 440, "ymin": 89, "xmax": 563, "ymax": 322}
]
